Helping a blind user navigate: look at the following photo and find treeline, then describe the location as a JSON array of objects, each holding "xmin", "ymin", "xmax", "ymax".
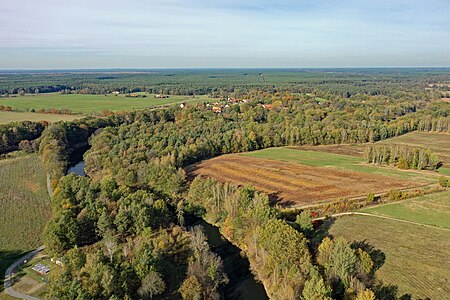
[
  {"xmin": 0, "ymin": 120, "xmax": 47, "ymax": 154},
  {"xmin": 365, "ymin": 145, "xmax": 441, "ymax": 170},
  {"xmin": 2, "ymin": 69, "xmax": 448, "ymax": 98}
]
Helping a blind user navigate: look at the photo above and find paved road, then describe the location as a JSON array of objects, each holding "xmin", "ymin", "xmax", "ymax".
[
  {"xmin": 313, "ymin": 211, "xmax": 450, "ymax": 231},
  {"xmin": 4, "ymin": 245, "xmax": 45, "ymax": 300}
]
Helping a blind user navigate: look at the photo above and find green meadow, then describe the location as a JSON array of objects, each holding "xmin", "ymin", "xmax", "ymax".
[
  {"xmin": 361, "ymin": 190, "xmax": 450, "ymax": 228},
  {"xmin": 0, "ymin": 93, "xmax": 210, "ymax": 115}
]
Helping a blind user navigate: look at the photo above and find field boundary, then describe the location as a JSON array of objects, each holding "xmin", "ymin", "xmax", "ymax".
[{"xmin": 314, "ymin": 211, "xmax": 450, "ymax": 231}]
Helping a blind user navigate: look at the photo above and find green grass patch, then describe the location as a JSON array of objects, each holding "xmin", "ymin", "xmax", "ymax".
[
  {"xmin": 0, "ymin": 154, "xmax": 51, "ymax": 282},
  {"xmin": 0, "ymin": 93, "xmax": 210, "ymax": 115},
  {"xmin": 329, "ymin": 215, "xmax": 450, "ymax": 299},
  {"xmin": 241, "ymin": 147, "xmax": 437, "ymax": 182},
  {"xmin": 0, "ymin": 111, "xmax": 81, "ymax": 124},
  {"xmin": 361, "ymin": 191, "xmax": 450, "ymax": 228}
]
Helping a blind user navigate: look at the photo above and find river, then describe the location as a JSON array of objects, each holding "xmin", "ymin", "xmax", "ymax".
[
  {"xmin": 66, "ymin": 146, "xmax": 268, "ymax": 299},
  {"xmin": 66, "ymin": 145, "xmax": 89, "ymax": 176}
]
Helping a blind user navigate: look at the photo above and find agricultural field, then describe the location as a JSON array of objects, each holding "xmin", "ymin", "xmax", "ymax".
[
  {"xmin": 0, "ymin": 110, "xmax": 81, "ymax": 124},
  {"xmin": 0, "ymin": 93, "xmax": 210, "ymax": 115},
  {"xmin": 0, "ymin": 154, "xmax": 51, "ymax": 288},
  {"xmin": 361, "ymin": 191, "xmax": 450, "ymax": 229},
  {"xmin": 186, "ymin": 151, "xmax": 421, "ymax": 207},
  {"xmin": 329, "ymin": 215, "xmax": 450, "ymax": 299},
  {"xmin": 241, "ymin": 147, "xmax": 439, "ymax": 182}
]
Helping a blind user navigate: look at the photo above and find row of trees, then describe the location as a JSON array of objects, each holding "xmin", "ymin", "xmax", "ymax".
[{"xmin": 364, "ymin": 145, "xmax": 441, "ymax": 170}]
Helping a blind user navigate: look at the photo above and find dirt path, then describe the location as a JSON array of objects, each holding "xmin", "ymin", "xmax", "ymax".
[
  {"xmin": 313, "ymin": 212, "xmax": 450, "ymax": 231},
  {"xmin": 4, "ymin": 245, "xmax": 45, "ymax": 300}
]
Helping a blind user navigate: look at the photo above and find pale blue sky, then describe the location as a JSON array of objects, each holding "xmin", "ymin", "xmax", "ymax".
[{"xmin": 1, "ymin": 0, "xmax": 449, "ymax": 69}]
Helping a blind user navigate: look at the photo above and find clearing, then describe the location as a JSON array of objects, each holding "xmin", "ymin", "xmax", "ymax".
[
  {"xmin": 0, "ymin": 93, "xmax": 210, "ymax": 115},
  {"xmin": 186, "ymin": 151, "xmax": 422, "ymax": 207},
  {"xmin": 361, "ymin": 190, "xmax": 450, "ymax": 229},
  {"xmin": 0, "ymin": 154, "xmax": 51, "ymax": 290},
  {"xmin": 329, "ymin": 215, "xmax": 450, "ymax": 299}
]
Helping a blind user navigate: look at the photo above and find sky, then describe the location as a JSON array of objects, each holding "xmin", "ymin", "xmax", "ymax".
[{"xmin": 1, "ymin": 0, "xmax": 449, "ymax": 69}]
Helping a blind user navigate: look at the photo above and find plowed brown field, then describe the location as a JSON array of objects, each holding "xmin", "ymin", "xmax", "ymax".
[{"xmin": 186, "ymin": 155, "xmax": 417, "ymax": 207}]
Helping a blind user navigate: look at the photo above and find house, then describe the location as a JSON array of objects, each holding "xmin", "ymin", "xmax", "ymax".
[
  {"xmin": 111, "ymin": 91, "xmax": 120, "ymax": 95},
  {"xmin": 212, "ymin": 106, "xmax": 222, "ymax": 113},
  {"xmin": 155, "ymin": 94, "xmax": 169, "ymax": 99}
]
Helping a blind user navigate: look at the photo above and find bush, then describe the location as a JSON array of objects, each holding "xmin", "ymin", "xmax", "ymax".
[
  {"xmin": 366, "ymin": 193, "xmax": 375, "ymax": 203},
  {"xmin": 387, "ymin": 189, "xmax": 402, "ymax": 201},
  {"xmin": 438, "ymin": 176, "xmax": 449, "ymax": 188}
]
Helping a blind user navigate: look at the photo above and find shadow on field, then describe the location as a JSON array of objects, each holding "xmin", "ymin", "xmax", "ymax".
[
  {"xmin": 0, "ymin": 249, "xmax": 26, "ymax": 292},
  {"xmin": 309, "ymin": 218, "xmax": 416, "ymax": 300}
]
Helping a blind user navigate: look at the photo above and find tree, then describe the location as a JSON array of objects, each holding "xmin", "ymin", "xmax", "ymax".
[
  {"xmin": 295, "ymin": 210, "xmax": 313, "ymax": 237},
  {"xmin": 179, "ymin": 275, "xmax": 202, "ymax": 300},
  {"xmin": 137, "ymin": 270, "xmax": 166, "ymax": 299},
  {"xmin": 302, "ymin": 268, "xmax": 332, "ymax": 300},
  {"xmin": 355, "ymin": 289, "xmax": 376, "ymax": 300}
]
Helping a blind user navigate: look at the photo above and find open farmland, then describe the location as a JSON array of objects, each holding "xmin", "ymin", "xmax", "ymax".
[
  {"xmin": 0, "ymin": 154, "xmax": 51, "ymax": 288},
  {"xmin": 0, "ymin": 111, "xmax": 81, "ymax": 124},
  {"xmin": 0, "ymin": 93, "xmax": 210, "ymax": 115},
  {"xmin": 329, "ymin": 215, "xmax": 450, "ymax": 299},
  {"xmin": 361, "ymin": 190, "xmax": 450, "ymax": 228},
  {"xmin": 241, "ymin": 147, "xmax": 439, "ymax": 182},
  {"xmin": 186, "ymin": 153, "xmax": 419, "ymax": 207}
]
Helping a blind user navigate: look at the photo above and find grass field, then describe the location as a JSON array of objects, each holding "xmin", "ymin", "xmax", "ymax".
[
  {"xmin": 329, "ymin": 215, "xmax": 450, "ymax": 299},
  {"xmin": 0, "ymin": 154, "xmax": 51, "ymax": 289},
  {"xmin": 377, "ymin": 131, "xmax": 450, "ymax": 165},
  {"xmin": 187, "ymin": 152, "xmax": 418, "ymax": 207},
  {"xmin": 361, "ymin": 191, "xmax": 450, "ymax": 228},
  {"xmin": 0, "ymin": 111, "xmax": 81, "ymax": 124},
  {"xmin": 0, "ymin": 93, "xmax": 210, "ymax": 114},
  {"xmin": 241, "ymin": 147, "xmax": 438, "ymax": 182}
]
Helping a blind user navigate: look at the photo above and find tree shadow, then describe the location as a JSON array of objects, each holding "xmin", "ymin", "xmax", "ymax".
[
  {"xmin": 351, "ymin": 240, "xmax": 386, "ymax": 272},
  {"xmin": 0, "ymin": 249, "xmax": 28, "ymax": 292}
]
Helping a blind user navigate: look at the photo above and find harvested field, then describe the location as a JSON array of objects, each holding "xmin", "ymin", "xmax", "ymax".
[{"xmin": 186, "ymin": 154, "xmax": 417, "ymax": 207}]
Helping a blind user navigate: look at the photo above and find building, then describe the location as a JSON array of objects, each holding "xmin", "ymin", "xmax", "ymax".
[{"xmin": 32, "ymin": 263, "xmax": 50, "ymax": 275}]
